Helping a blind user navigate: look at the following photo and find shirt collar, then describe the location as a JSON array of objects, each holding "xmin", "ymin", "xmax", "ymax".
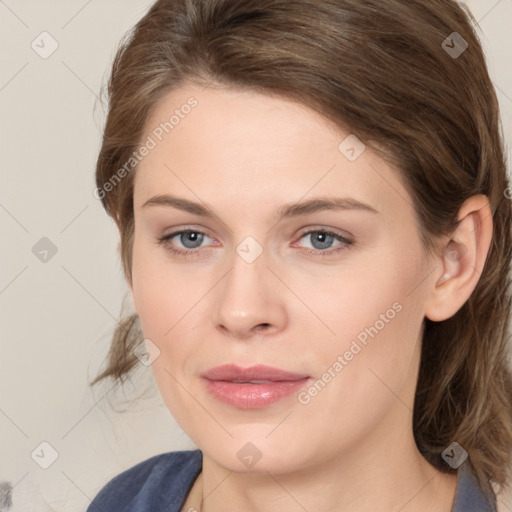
[{"xmin": 451, "ymin": 460, "xmax": 497, "ymax": 512}]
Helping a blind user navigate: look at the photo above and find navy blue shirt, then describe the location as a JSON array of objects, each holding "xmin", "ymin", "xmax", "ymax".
[{"xmin": 87, "ymin": 449, "xmax": 497, "ymax": 511}]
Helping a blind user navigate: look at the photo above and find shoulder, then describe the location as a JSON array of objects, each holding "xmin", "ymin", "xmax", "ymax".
[{"xmin": 87, "ymin": 449, "xmax": 202, "ymax": 512}]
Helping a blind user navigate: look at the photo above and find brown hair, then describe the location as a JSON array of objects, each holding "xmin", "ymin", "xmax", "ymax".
[{"xmin": 92, "ymin": 0, "xmax": 512, "ymax": 497}]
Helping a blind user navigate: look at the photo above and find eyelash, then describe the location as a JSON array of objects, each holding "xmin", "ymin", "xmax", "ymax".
[{"xmin": 156, "ymin": 228, "xmax": 354, "ymax": 259}]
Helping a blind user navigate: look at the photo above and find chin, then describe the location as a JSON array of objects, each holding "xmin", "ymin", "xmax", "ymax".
[{"xmin": 199, "ymin": 435, "xmax": 318, "ymax": 476}]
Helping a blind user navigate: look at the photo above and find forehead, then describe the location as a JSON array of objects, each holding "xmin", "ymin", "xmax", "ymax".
[{"xmin": 133, "ymin": 83, "xmax": 413, "ymax": 223}]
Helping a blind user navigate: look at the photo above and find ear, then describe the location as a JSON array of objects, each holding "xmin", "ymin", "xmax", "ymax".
[{"xmin": 424, "ymin": 194, "xmax": 493, "ymax": 322}]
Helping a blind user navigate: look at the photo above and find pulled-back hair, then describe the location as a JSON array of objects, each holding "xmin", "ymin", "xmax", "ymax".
[{"xmin": 92, "ymin": 0, "xmax": 512, "ymax": 497}]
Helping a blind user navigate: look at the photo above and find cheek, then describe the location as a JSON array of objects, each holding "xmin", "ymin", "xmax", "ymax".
[
  {"xmin": 130, "ymin": 244, "xmax": 203, "ymax": 415},
  {"xmin": 292, "ymin": 287, "xmax": 425, "ymax": 453},
  {"xmin": 293, "ymin": 241, "xmax": 424, "ymax": 355},
  {"xmin": 131, "ymin": 237, "xmax": 208, "ymax": 341},
  {"xmin": 296, "ymin": 241, "xmax": 428, "ymax": 402},
  {"xmin": 130, "ymin": 238, "xmax": 219, "ymax": 422}
]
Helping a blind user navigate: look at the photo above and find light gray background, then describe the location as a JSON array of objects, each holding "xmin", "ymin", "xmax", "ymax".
[{"xmin": 1, "ymin": 1, "xmax": 511, "ymax": 511}]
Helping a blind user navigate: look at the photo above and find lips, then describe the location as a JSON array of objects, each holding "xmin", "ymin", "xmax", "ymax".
[
  {"xmin": 201, "ymin": 364, "xmax": 312, "ymax": 409},
  {"xmin": 200, "ymin": 364, "xmax": 310, "ymax": 382}
]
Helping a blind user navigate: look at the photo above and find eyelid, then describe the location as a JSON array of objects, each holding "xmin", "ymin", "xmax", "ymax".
[
  {"xmin": 160, "ymin": 225, "xmax": 215, "ymax": 241},
  {"xmin": 157, "ymin": 225, "xmax": 355, "ymax": 258},
  {"xmin": 294, "ymin": 225, "xmax": 353, "ymax": 241},
  {"xmin": 160, "ymin": 227, "xmax": 216, "ymax": 248},
  {"xmin": 292, "ymin": 228, "xmax": 354, "ymax": 255}
]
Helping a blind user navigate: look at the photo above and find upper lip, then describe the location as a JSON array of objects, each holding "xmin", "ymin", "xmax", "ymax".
[{"xmin": 201, "ymin": 364, "xmax": 310, "ymax": 382}]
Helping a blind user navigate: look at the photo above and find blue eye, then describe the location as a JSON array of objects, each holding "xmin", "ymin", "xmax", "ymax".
[
  {"xmin": 173, "ymin": 231, "xmax": 207, "ymax": 249},
  {"xmin": 157, "ymin": 228, "xmax": 353, "ymax": 258},
  {"xmin": 296, "ymin": 230, "xmax": 353, "ymax": 257},
  {"xmin": 158, "ymin": 230, "xmax": 212, "ymax": 256}
]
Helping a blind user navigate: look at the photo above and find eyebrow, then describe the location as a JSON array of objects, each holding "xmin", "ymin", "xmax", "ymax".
[{"xmin": 141, "ymin": 194, "xmax": 379, "ymax": 221}]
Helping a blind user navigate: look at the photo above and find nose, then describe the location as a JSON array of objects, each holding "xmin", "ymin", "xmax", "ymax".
[{"xmin": 213, "ymin": 247, "xmax": 287, "ymax": 340}]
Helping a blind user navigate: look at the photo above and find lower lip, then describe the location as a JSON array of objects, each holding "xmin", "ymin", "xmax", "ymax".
[{"xmin": 203, "ymin": 378, "xmax": 311, "ymax": 409}]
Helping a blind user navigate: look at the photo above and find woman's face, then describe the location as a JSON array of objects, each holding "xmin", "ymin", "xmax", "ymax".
[{"xmin": 130, "ymin": 83, "xmax": 437, "ymax": 473}]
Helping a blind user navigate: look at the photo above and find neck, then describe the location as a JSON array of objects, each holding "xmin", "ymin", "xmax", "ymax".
[{"xmin": 185, "ymin": 427, "xmax": 457, "ymax": 512}]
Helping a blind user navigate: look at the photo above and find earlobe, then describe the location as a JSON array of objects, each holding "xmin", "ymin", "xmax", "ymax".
[{"xmin": 425, "ymin": 195, "xmax": 493, "ymax": 322}]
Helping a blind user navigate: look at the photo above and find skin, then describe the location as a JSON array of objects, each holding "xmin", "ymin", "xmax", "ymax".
[{"xmin": 129, "ymin": 82, "xmax": 493, "ymax": 512}]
